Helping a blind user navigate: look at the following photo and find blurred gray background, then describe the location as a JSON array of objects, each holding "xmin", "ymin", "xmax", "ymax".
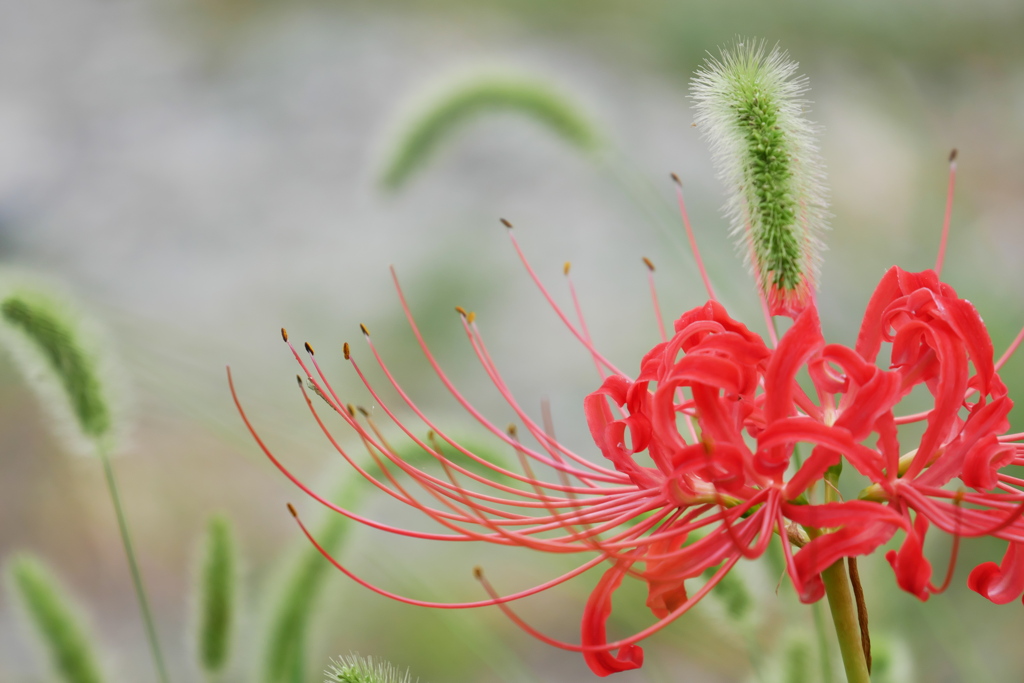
[{"xmin": 1, "ymin": 0, "xmax": 1023, "ymax": 681}]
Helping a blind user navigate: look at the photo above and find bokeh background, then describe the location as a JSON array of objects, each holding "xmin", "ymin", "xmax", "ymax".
[{"xmin": 2, "ymin": 0, "xmax": 1024, "ymax": 681}]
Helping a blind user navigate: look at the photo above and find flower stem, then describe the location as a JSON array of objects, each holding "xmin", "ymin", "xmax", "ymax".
[
  {"xmin": 97, "ymin": 444, "xmax": 171, "ymax": 683},
  {"xmin": 818, "ymin": 472, "xmax": 870, "ymax": 683},
  {"xmin": 820, "ymin": 557, "xmax": 871, "ymax": 683}
]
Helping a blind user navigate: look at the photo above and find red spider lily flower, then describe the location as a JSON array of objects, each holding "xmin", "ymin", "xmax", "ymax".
[
  {"xmin": 847, "ymin": 265, "xmax": 1024, "ymax": 603},
  {"xmin": 230, "ymin": 152, "xmax": 1024, "ymax": 676},
  {"xmin": 229, "ymin": 221, "xmax": 915, "ymax": 676}
]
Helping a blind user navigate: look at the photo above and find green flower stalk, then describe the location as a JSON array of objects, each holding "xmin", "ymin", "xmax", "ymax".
[{"xmin": 690, "ymin": 40, "xmax": 828, "ymax": 317}]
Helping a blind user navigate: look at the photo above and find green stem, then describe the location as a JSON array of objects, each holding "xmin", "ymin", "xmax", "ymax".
[
  {"xmin": 820, "ymin": 558, "xmax": 871, "ymax": 683},
  {"xmin": 97, "ymin": 445, "xmax": 171, "ymax": 683},
  {"xmin": 814, "ymin": 472, "xmax": 870, "ymax": 683}
]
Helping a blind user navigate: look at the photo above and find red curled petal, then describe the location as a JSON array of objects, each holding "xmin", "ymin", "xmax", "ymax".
[
  {"xmin": 855, "ymin": 266, "xmax": 902, "ymax": 362},
  {"xmin": 644, "ymin": 534, "xmax": 689, "ymax": 619},
  {"xmin": 782, "ymin": 501, "xmax": 905, "ymax": 602},
  {"xmin": 968, "ymin": 542, "xmax": 1024, "ymax": 605},
  {"xmin": 673, "ymin": 300, "xmax": 765, "ymax": 347},
  {"xmin": 764, "ymin": 304, "xmax": 825, "ymax": 424},
  {"xmin": 960, "ymin": 434, "xmax": 1016, "ymax": 491},
  {"xmin": 885, "ymin": 514, "xmax": 934, "ymax": 601},
  {"xmin": 582, "ymin": 560, "xmax": 645, "ymax": 676}
]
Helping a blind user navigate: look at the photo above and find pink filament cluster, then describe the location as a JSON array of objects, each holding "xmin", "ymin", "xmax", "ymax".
[{"xmin": 232, "ymin": 161, "xmax": 1024, "ymax": 677}]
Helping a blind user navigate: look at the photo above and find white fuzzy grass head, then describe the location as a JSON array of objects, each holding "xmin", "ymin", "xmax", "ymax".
[
  {"xmin": 690, "ymin": 39, "xmax": 829, "ymax": 317},
  {"xmin": 0, "ymin": 276, "xmax": 126, "ymax": 456}
]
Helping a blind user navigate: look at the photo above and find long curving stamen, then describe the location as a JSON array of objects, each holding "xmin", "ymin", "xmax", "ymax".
[
  {"xmin": 934, "ymin": 149, "xmax": 958, "ymax": 277},
  {"xmin": 287, "ymin": 502, "xmax": 610, "ymax": 607},
  {"xmin": 995, "ymin": 323, "xmax": 1024, "ymax": 372},
  {"xmin": 564, "ymin": 261, "xmax": 609, "ymax": 381},
  {"xmin": 228, "ymin": 367, "xmax": 481, "ymax": 542},
  {"xmin": 670, "ymin": 174, "xmax": 717, "ymax": 302},
  {"xmin": 387, "ymin": 267, "xmax": 627, "ymax": 484},
  {"xmin": 459, "ymin": 313, "xmax": 625, "ymax": 481},
  {"xmin": 642, "ymin": 257, "xmax": 668, "ymax": 343},
  {"xmin": 503, "ymin": 220, "xmax": 628, "ymax": 377},
  {"xmin": 473, "ymin": 553, "xmax": 744, "ymax": 654}
]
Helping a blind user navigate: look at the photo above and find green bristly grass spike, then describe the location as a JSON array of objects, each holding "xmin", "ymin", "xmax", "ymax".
[
  {"xmin": 0, "ymin": 292, "xmax": 112, "ymax": 446},
  {"xmin": 7, "ymin": 554, "xmax": 108, "ymax": 683},
  {"xmin": 379, "ymin": 71, "xmax": 602, "ymax": 190},
  {"xmin": 325, "ymin": 655, "xmax": 416, "ymax": 683},
  {"xmin": 690, "ymin": 39, "xmax": 829, "ymax": 317},
  {"xmin": 195, "ymin": 515, "xmax": 237, "ymax": 675}
]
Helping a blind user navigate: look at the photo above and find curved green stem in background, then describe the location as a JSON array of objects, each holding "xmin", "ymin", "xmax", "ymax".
[{"xmin": 97, "ymin": 444, "xmax": 170, "ymax": 683}]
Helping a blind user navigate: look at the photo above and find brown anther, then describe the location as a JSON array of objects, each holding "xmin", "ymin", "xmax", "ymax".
[
  {"xmin": 500, "ymin": 218, "xmax": 513, "ymax": 228},
  {"xmin": 295, "ymin": 374, "xmax": 303, "ymax": 386},
  {"xmin": 455, "ymin": 306, "xmax": 468, "ymax": 317},
  {"xmin": 346, "ymin": 404, "xmax": 356, "ymax": 417},
  {"xmin": 360, "ymin": 323, "xmax": 369, "ymax": 337},
  {"xmin": 472, "ymin": 566, "xmax": 484, "ymax": 580},
  {"xmin": 343, "ymin": 342, "xmax": 350, "ymax": 359},
  {"xmin": 287, "ymin": 503, "xmax": 297, "ymax": 517},
  {"xmin": 507, "ymin": 423, "xmax": 518, "ymax": 437},
  {"xmin": 670, "ymin": 172, "xmax": 682, "ymax": 186},
  {"xmin": 426, "ymin": 430, "xmax": 435, "ymax": 439},
  {"xmin": 304, "ymin": 342, "xmax": 314, "ymax": 355},
  {"xmin": 467, "ymin": 312, "xmax": 476, "ymax": 324},
  {"xmin": 563, "ymin": 261, "xmax": 571, "ymax": 276},
  {"xmin": 357, "ymin": 405, "xmax": 370, "ymax": 417},
  {"xmin": 949, "ymin": 148, "xmax": 958, "ymax": 163},
  {"xmin": 281, "ymin": 327, "xmax": 289, "ymax": 342},
  {"xmin": 642, "ymin": 257, "xmax": 655, "ymax": 272}
]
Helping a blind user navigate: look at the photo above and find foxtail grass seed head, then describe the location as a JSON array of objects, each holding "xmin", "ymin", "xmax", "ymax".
[
  {"xmin": 378, "ymin": 70, "xmax": 602, "ymax": 190},
  {"xmin": 7, "ymin": 554, "xmax": 108, "ymax": 683},
  {"xmin": 0, "ymin": 288, "xmax": 119, "ymax": 455},
  {"xmin": 691, "ymin": 39, "xmax": 828, "ymax": 317},
  {"xmin": 325, "ymin": 655, "xmax": 416, "ymax": 683}
]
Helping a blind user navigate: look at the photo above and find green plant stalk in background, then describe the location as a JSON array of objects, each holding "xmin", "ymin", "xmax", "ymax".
[
  {"xmin": 96, "ymin": 440, "xmax": 171, "ymax": 683},
  {"xmin": 0, "ymin": 293, "xmax": 170, "ymax": 683}
]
